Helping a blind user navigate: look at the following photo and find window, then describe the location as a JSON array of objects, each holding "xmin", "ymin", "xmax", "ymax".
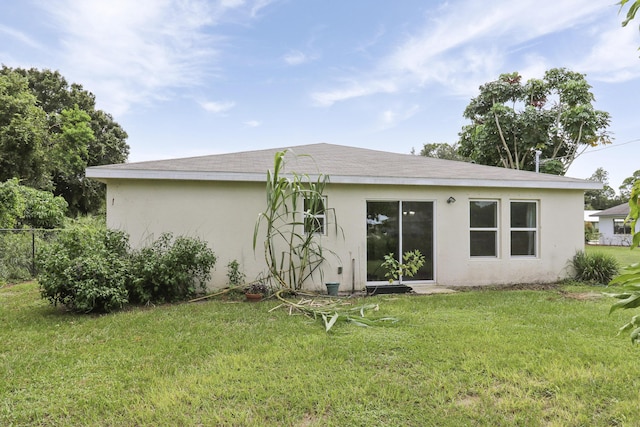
[
  {"xmin": 304, "ymin": 196, "xmax": 326, "ymax": 235},
  {"xmin": 470, "ymin": 201, "xmax": 498, "ymax": 257},
  {"xmin": 614, "ymin": 219, "xmax": 631, "ymax": 235},
  {"xmin": 510, "ymin": 201, "xmax": 537, "ymax": 256}
]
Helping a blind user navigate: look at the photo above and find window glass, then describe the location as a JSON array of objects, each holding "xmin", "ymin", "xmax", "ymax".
[
  {"xmin": 470, "ymin": 231, "xmax": 497, "ymax": 257},
  {"xmin": 510, "ymin": 201, "xmax": 537, "ymax": 256},
  {"xmin": 470, "ymin": 201, "xmax": 498, "ymax": 257},
  {"xmin": 470, "ymin": 201, "xmax": 497, "ymax": 228},
  {"xmin": 614, "ymin": 219, "xmax": 631, "ymax": 235},
  {"xmin": 304, "ymin": 197, "xmax": 326, "ymax": 234}
]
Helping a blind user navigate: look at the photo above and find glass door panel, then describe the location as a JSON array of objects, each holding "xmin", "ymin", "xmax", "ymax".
[
  {"xmin": 402, "ymin": 201, "xmax": 434, "ymax": 280},
  {"xmin": 366, "ymin": 201, "xmax": 399, "ymax": 281},
  {"xmin": 366, "ymin": 200, "xmax": 434, "ymax": 283}
]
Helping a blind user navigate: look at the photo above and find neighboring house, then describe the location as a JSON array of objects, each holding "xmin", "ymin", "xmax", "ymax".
[
  {"xmin": 86, "ymin": 143, "xmax": 600, "ymax": 291},
  {"xmin": 593, "ymin": 203, "xmax": 636, "ymax": 246},
  {"xmin": 584, "ymin": 210, "xmax": 600, "ymax": 228}
]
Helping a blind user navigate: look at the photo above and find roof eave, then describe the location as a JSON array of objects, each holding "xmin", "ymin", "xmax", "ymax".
[{"xmin": 85, "ymin": 168, "xmax": 601, "ymax": 190}]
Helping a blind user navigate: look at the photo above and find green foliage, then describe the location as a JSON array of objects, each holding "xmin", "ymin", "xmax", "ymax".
[
  {"xmin": 607, "ymin": 180, "xmax": 640, "ymax": 342},
  {"xmin": 128, "ymin": 233, "xmax": 217, "ymax": 304},
  {"xmin": 37, "ymin": 224, "xmax": 129, "ymax": 313},
  {"xmin": 0, "ymin": 231, "xmax": 35, "ymax": 282},
  {"xmin": 419, "ymin": 142, "xmax": 468, "ymax": 161},
  {"xmin": 0, "ymin": 179, "xmax": 67, "ymax": 229},
  {"xmin": 381, "ymin": 250, "xmax": 426, "ymax": 283},
  {"xmin": 584, "ymin": 167, "xmax": 620, "ymax": 209},
  {"xmin": 458, "ymin": 68, "xmax": 611, "ymax": 175},
  {"xmin": 0, "ymin": 66, "xmax": 129, "ymax": 216},
  {"xmin": 226, "ymin": 259, "xmax": 246, "ymax": 287},
  {"xmin": 0, "ymin": 71, "xmax": 48, "ymax": 189},
  {"xmin": 570, "ymin": 250, "xmax": 619, "ymax": 285},
  {"xmin": 253, "ymin": 150, "xmax": 341, "ymax": 290},
  {"xmin": 618, "ymin": 169, "xmax": 640, "ymax": 202},
  {"xmin": 619, "ymin": 0, "xmax": 640, "ymax": 30},
  {"xmin": 584, "ymin": 222, "xmax": 599, "ymax": 242},
  {"xmin": 37, "ymin": 225, "xmax": 216, "ymax": 312}
]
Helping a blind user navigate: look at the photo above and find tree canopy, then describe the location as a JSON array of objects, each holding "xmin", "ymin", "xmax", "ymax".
[
  {"xmin": 457, "ymin": 68, "xmax": 611, "ymax": 175},
  {"xmin": 584, "ymin": 168, "xmax": 620, "ymax": 210},
  {"xmin": 0, "ymin": 179, "xmax": 67, "ymax": 229},
  {"xmin": 418, "ymin": 142, "xmax": 469, "ymax": 161},
  {"xmin": 0, "ymin": 66, "xmax": 129, "ymax": 215},
  {"xmin": 619, "ymin": 170, "xmax": 640, "ymax": 201}
]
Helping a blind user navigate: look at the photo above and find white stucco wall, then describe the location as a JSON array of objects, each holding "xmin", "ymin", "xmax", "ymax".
[
  {"xmin": 598, "ymin": 217, "xmax": 635, "ymax": 246},
  {"xmin": 104, "ymin": 179, "xmax": 585, "ymax": 291}
]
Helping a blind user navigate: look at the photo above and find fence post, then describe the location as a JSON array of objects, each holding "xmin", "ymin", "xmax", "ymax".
[{"xmin": 31, "ymin": 228, "xmax": 36, "ymax": 276}]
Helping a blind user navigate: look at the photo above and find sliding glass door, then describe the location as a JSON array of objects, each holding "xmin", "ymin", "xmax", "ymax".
[{"xmin": 366, "ymin": 201, "xmax": 434, "ymax": 283}]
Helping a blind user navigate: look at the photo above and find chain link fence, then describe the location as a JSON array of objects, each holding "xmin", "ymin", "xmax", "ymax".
[{"xmin": 0, "ymin": 228, "xmax": 61, "ymax": 284}]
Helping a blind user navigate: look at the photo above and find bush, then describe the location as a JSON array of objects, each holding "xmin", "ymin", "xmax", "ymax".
[
  {"xmin": 37, "ymin": 225, "xmax": 130, "ymax": 313},
  {"xmin": 128, "ymin": 233, "xmax": 217, "ymax": 304},
  {"xmin": 38, "ymin": 226, "xmax": 217, "ymax": 311},
  {"xmin": 570, "ymin": 250, "xmax": 619, "ymax": 285}
]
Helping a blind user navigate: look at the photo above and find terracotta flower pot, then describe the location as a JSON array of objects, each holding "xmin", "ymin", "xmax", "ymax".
[{"xmin": 245, "ymin": 293, "xmax": 263, "ymax": 302}]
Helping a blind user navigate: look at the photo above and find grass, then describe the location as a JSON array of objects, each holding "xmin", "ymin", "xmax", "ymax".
[
  {"xmin": 2, "ymin": 281, "xmax": 640, "ymax": 426},
  {"xmin": 585, "ymin": 244, "xmax": 640, "ymax": 267}
]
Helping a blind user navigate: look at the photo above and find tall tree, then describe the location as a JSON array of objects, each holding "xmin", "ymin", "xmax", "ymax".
[
  {"xmin": 619, "ymin": 170, "xmax": 640, "ymax": 202},
  {"xmin": 584, "ymin": 168, "xmax": 619, "ymax": 210},
  {"xmin": 458, "ymin": 68, "xmax": 611, "ymax": 175},
  {"xmin": 0, "ymin": 66, "xmax": 129, "ymax": 215},
  {"xmin": 0, "ymin": 71, "xmax": 48, "ymax": 188}
]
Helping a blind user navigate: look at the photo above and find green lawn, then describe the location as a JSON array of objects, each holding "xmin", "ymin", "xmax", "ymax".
[
  {"xmin": 2, "ymin": 281, "xmax": 640, "ymax": 426},
  {"xmin": 585, "ymin": 244, "xmax": 640, "ymax": 266}
]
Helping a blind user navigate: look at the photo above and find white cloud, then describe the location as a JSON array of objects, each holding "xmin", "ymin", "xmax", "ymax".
[
  {"xmin": 39, "ymin": 0, "xmax": 275, "ymax": 116},
  {"xmin": 378, "ymin": 104, "xmax": 420, "ymax": 130},
  {"xmin": 284, "ymin": 50, "xmax": 311, "ymax": 66},
  {"xmin": 200, "ymin": 100, "xmax": 236, "ymax": 113},
  {"xmin": 573, "ymin": 24, "xmax": 640, "ymax": 83},
  {"xmin": 244, "ymin": 120, "xmax": 261, "ymax": 127},
  {"xmin": 311, "ymin": 79, "xmax": 397, "ymax": 107},
  {"xmin": 221, "ymin": 0, "xmax": 245, "ymax": 9},
  {"xmin": 311, "ymin": 0, "xmax": 613, "ymax": 106},
  {"xmin": 0, "ymin": 24, "xmax": 43, "ymax": 49}
]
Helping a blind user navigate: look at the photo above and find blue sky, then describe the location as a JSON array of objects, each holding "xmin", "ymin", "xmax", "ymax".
[{"xmin": 1, "ymin": 0, "xmax": 639, "ymax": 191}]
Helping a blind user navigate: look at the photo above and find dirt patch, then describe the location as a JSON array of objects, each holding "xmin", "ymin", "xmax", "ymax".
[
  {"xmin": 558, "ymin": 291, "xmax": 603, "ymax": 301},
  {"xmin": 449, "ymin": 283, "xmax": 562, "ymax": 292}
]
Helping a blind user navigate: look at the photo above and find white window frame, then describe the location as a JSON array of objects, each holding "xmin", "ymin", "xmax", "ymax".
[
  {"xmin": 614, "ymin": 218, "xmax": 631, "ymax": 235},
  {"xmin": 510, "ymin": 200, "xmax": 538, "ymax": 257},
  {"xmin": 303, "ymin": 196, "xmax": 327, "ymax": 235},
  {"xmin": 469, "ymin": 200, "xmax": 499, "ymax": 258}
]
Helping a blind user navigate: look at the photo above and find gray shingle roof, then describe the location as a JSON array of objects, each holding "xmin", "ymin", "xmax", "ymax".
[
  {"xmin": 595, "ymin": 203, "xmax": 630, "ymax": 217},
  {"xmin": 86, "ymin": 143, "xmax": 601, "ymax": 190}
]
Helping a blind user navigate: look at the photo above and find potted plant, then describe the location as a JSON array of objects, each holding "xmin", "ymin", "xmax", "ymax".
[
  {"xmin": 244, "ymin": 280, "xmax": 268, "ymax": 302},
  {"xmin": 368, "ymin": 250, "xmax": 426, "ymax": 295}
]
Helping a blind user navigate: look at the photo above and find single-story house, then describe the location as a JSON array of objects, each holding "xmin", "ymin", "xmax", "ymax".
[
  {"xmin": 592, "ymin": 203, "xmax": 636, "ymax": 246},
  {"xmin": 85, "ymin": 143, "xmax": 601, "ymax": 292}
]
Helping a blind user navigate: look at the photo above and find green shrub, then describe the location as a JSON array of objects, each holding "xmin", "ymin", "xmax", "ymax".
[
  {"xmin": 226, "ymin": 259, "xmax": 246, "ymax": 287},
  {"xmin": 37, "ymin": 225, "xmax": 130, "ymax": 313},
  {"xmin": 128, "ymin": 233, "xmax": 217, "ymax": 304},
  {"xmin": 38, "ymin": 226, "xmax": 217, "ymax": 311},
  {"xmin": 571, "ymin": 250, "xmax": 619, "ymax": 285}
]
